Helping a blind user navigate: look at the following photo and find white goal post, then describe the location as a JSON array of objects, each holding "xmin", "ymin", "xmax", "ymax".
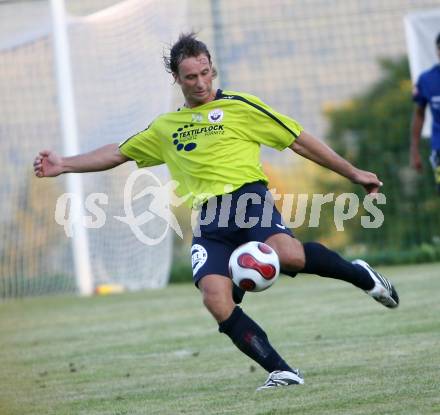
[{"xmin": 0, "ymin": 0, "xmax": 188, "ymax": 298}]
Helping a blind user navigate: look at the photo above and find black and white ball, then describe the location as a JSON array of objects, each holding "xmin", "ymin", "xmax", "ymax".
[{"xmin": 228, "ymin": 241, "xmax": 280, "ymax": 292}]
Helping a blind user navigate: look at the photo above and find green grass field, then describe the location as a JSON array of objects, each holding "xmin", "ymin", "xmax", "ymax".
[{"xmin": 1, "ymin": 263, "xmax": 439, "ymax": 415}]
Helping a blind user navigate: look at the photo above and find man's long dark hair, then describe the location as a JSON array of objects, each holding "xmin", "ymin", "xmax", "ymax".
[{"xmin": 163, "ymin": 32, "xmax": 217, "ymax": 76}]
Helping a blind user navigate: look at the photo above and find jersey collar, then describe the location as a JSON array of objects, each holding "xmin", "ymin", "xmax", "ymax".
[
  {"xmin": 214, "ymin": 88, "xmax": 223, "ymax": 100},
  {"xmin": 178, "ymin": 89, "xmax": 223, "ymax": 111}
]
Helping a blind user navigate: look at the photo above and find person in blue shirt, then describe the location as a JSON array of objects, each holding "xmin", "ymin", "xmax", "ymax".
[{"xmin": 411, "ymin": 32, "xmax": 440, "ymax": 193}]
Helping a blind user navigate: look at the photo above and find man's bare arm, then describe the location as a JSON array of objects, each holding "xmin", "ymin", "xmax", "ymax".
[
  {"xmin": 33, "ymin": 143, "xmax": 130, "ymax": 177},
  {"xmin": 410, "ymin": 104, "xmax": 426, "ymax": 173},
  {"xmin": 290, "ymin": 130, "xmax": 382, "ymax": 194}
]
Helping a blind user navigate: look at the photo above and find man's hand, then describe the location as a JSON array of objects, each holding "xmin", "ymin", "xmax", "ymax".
[
  {"xmin": 351, "ymin": 168, "xmax": 383, "ymax": 194},
  {"xmin": 34, "ymin": 150, "xmax": 64, "ymax": 177},
  {"xmin": 410, "ymin": 104, "xmax": 425, "ymax": 174},
  {"xmin": 33, "ymin": 144, "xmax": 129, "ymax": 177},
  {"xmin": 410, "ymin": 149, "xmax": 423, "ymax": 173}
]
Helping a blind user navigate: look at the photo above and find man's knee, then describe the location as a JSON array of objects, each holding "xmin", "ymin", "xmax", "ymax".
[
  {"xmin": 265, "ymin": 234, "xmax": 305, "ymax": 271},
  {"xmin": 199, "ymin": 275, "xmax": 235, "ymax": 322},
  {"xmin": 281, "ymin": 245, "xmax": 306, "ymax": 271},
  {"xmin": 202, "ymin": 287, "xmax": 228, "ymax": 310}
]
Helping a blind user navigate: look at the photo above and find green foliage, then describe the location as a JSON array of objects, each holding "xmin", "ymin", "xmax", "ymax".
[
  {"xmin": 346, "ymin": 242, "xmax": 440, "ymax": 266},
  {"xmin": 169, "ymin": 258, "xmax": 193, "ymax": 284},
  {"xmin": 326, "ymin": 57, "xmax": 440, "ymax": 258}
]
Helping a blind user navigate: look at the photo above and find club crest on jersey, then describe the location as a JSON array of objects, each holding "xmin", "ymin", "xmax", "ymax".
[
  {"xmin": 208, "ymin": 109, "xmax": 224, "ymax": 123},
  {"xmin": 191, "ymin": 244, "xmax": 208, "ymax": 275}
]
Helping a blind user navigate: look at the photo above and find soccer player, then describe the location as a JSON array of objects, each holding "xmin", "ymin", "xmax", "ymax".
[
  {"xmin": 411, "ymin": 32, "xmax": 440, "ymax": 194},
  {"xmin": 34, "ymin": 33, "xmax": 399, "ymax": 390}
]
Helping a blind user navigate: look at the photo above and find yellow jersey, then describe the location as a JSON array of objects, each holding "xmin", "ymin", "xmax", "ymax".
[{"xmin": 119, "ymin": 89, "xmax": 303, "ymax": 207}]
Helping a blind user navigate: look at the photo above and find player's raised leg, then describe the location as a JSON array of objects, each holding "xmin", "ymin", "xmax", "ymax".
[{"xmin": 265, "ymin": 233, "xmax": 399, "ymax": 308}]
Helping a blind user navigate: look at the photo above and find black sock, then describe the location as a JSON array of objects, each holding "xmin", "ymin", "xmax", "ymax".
[
  {"xmin": 297, "ymin": 242, "xmax": 374, "ymax": 290},
  {"xmin": 232, "ymin": 284, "xmax": 245, "ymax": 304},
  {"xmin": 218, "ymin": 306, "xmax": 292, "ymax": 373}
]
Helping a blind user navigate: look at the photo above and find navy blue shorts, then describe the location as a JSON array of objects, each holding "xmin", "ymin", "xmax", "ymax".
[{"xmin": 191, "ymin": 181, "xmax": 294, "ymax": 286}]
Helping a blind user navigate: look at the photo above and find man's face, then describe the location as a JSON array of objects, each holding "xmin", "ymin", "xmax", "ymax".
[{"xmin": 174, "ymin": 54, "xmax": 215, "ymax": 108}]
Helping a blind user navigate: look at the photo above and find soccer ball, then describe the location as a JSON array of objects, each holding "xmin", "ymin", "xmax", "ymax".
[{"xmin": 228, "ymin": 241, "xmax": 280, "ymax": 292}]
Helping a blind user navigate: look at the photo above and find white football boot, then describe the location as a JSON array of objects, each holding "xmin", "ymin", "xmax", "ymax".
[
  {"xmin": 352, "ymin": 259, "xmax": 399, "ymax": 309},
  {"xmin": 256, "ymin": 369, "xmax": 304, "ymax": 391}
]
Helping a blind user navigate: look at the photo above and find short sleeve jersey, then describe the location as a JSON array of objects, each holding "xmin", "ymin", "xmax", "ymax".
[
  {"xmin": 119, "ymin": 89, "xmax": 303, "ymax": 207},
  {"xmin": 413, "ymin": 64, "xmax": 440, "ymax": 149}
]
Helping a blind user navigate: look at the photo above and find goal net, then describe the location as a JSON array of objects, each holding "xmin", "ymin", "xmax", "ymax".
[
  {"xmin": 2, "ymin": 0, "xmax": 440, "ymax": 299},
  {"xmin": 0, "ymin": 0, "xmax": 187, "ymax": 298}
]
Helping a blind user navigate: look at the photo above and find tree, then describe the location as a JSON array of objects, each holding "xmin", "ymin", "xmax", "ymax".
[{"xmin": 326, "ymin": 57, "xmax": 440, "ymax": 258}]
